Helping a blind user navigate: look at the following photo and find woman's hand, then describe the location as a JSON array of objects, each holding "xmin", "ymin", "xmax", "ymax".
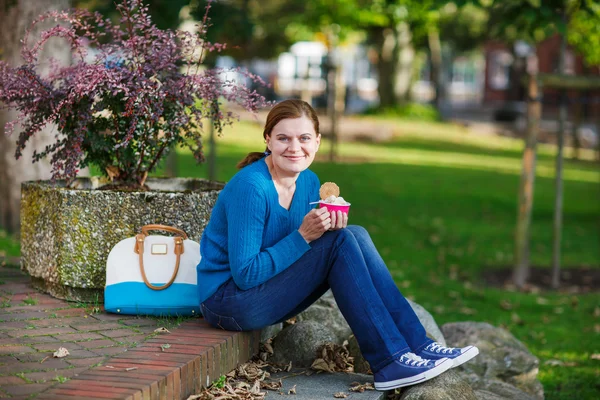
[
  {"xmin": 329, "ymin": 210, "xmax": 348, "ymax": 231},
  {"xmin": 298, "ymin": 208, "xmax": 331, "ymax": 243}
]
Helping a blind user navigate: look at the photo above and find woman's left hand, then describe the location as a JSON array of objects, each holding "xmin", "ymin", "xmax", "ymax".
[{"xmin": 329, "ymin": 210, "xmax": 348, "ymax": 230}]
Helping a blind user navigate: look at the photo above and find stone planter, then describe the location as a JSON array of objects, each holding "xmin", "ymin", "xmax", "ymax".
[{"xmin": 20, "ymin": 178, "xmax": 224, "ymax": 302}]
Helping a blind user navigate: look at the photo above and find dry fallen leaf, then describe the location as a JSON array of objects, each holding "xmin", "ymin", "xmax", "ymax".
[
  {"xmin": 261, "ymin": 379, "xmax": 282, "ymax": 391},
  {"xmin": 235, "ymin": 381, "xmax": 251, "ymax": 390},
  {"xmin": 263, "ymin": 341, "xmax": 274, "ymax": 354},
  {"xmin": 105, "ymin": 165, "xmax": 119, "ymax": 181},
  {"xmin": 460, "ymin": 307, "xmax": 476, "ymax": 315},
  {"xmin": 311, "ymin": 358, "xmax": 333, "ymax": 373},
  {"xmin": 250, "ymin": 379, "xmax": 262, "ymax": 395},
  {"xmin": 590, "ymin": 354, "xmax": 600, "ymax": 360},
  {"xmin": 536, "ymin": 297, "xmax": 550, "ymax": 305},
  {"xmin": 185, "ymin": 359, "xmax": 285, "ymax": 399},
  {"xmin": 226, "ymin": 370, "xmax": 237, "ymax": 378},
  {"xmin": 511, "ymin": 312, "xmax": 524, "ymax": 325},
  {"xmin": 433, "ymin": 306, "xmax": 445, "ymax": 314},
  {"xmin": 160, "ymin": 344, "xmax": 171, "ymax": 352},
  {"xmin": 349, "ymin": 382, "xmax": 375, "ymax": 393},
  {"xmin": 154, "ymin": 327, "xmax": 171, "ymax": 333},
  {"xmin": 334, "ymin": 392, "xmax": 348, "ymax": 398},
  {"xmin": 544, "ymin": 359, "xmax": 577, "ymax": 367},
  {"xmin": 500, "ymin": 299, "xmax": 512, "ymax": 310},
  {"xmin": 311, "ymin": 343, "xmax": 354, "ymax": 374},
  {"xmin": 288, "ymin": 385, "xmax": 296, "ymax": 395},
  {"xmin": 53, "ymin": 347, "xmax": 69, "ymax": 358}
]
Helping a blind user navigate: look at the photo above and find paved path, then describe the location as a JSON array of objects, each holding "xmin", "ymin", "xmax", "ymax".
[
  {"xmin": 0, "ymin": 264, "xmax": 260, "ymax": 399},
  {"xmin": 268, "ymin": 369, "xmax": 382, "ymax": 399}
]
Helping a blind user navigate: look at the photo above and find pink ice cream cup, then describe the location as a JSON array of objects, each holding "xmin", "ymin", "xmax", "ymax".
[{"xmin": 319, "ymin": 201, "xmax": 351, "ymax": 216}]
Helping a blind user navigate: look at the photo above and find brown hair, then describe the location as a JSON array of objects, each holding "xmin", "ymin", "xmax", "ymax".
[{"xmin": 236, "ymin": 99, "xmax": 320, "ymax": 169}]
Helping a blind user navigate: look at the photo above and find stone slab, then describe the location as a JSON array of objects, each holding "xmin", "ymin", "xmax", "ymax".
[{"xmin": 268, "ymin": 370, "xmax": 385, "ymax": 399}]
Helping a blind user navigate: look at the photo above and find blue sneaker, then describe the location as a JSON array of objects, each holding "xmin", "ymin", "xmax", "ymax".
[
  {"xmin": 416, "ymin": 342, "xmax": 479, "ymax": 368},
  {"xmin": 373, "ymin": 352, "xmax": 452, "ymax": 390}
]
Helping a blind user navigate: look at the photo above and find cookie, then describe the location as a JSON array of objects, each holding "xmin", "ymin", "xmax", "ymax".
[{"xmin": 319, "ymin": 182, "xmax": 340, "ymax": 200}]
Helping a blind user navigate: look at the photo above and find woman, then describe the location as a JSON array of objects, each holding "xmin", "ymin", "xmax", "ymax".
[{"xmin": 197, "ymin": 99, "xmax": 478, "ymax": 390}]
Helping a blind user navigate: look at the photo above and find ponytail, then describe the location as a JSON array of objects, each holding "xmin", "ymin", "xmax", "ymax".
[{"xmin": 236, "ymin": 147, "xmax": 270, "ymax": 169}]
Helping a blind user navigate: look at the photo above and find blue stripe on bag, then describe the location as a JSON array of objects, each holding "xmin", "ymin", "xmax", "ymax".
[{"xmin": 104, "ymin": 282, "xmax": 201, "ymax": 317}]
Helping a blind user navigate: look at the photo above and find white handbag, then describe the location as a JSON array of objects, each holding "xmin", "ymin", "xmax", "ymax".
[{"xmin": 104, "ymin": 224, "xmax": 201, "ymax": 316}]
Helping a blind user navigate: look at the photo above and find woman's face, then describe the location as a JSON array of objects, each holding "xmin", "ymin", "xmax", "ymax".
[{"xmin": 266, "ymin": 116, "xmax": 320, "ymax": 177}]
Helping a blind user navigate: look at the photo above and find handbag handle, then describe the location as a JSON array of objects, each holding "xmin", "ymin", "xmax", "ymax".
[
  {"xmin": 134, "ymin": 234, "xmax": 185, "ymax": 291},
  {"xmin": 140, "ymin": 224, "xmax": 188, "ymax": 239}
]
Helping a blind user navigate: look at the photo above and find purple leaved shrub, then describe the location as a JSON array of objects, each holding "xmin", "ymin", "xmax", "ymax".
[{"xmin": 0, "ymin": 0, "xmax": 268, "ymax": 187}]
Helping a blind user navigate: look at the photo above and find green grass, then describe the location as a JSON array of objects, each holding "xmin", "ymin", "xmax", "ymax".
[
  {"xmin": 0, "ymin": 229, "xmax": 20, "ymax": 258},
  {"xmin": 151, "ymin": 314, "xmax": 191, "ymax": 331},
  {"xmin": 2, "ymin": 117, "xmax": 599, "ymax": 399},
  {"xmin": 21, "ymin": 296, "xmax": 38, "ymax": 306},
  {"xmin": 363, "ymin": 102, "xmax": 441, "ymax": 121},
  {"xmin": 53, "ymin": 375, "xmax": 69, "ymax": 384}
]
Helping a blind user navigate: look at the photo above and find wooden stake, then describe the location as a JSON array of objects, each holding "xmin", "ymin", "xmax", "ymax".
[{"xmin": 513, "ymin": 68, "xmax": 541, "ymax": 289}]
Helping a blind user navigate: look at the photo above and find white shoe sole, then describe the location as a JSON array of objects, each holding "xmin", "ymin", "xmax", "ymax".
[
  {"xmin": 451, "ymin": 346, "xmax": 479, "ymax": 367},
  {"xmin": 374, "ymin": 358, "xmax": 452, "ymax": 391}
]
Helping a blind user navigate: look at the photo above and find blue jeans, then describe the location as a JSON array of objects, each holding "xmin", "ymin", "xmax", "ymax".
[{"xmin": 201, "ymin": 225, "xmax": 432, "ymax": 372}]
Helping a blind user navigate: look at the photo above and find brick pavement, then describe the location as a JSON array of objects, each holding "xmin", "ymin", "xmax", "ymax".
[{"xmin": 0, "ymin": 264, "xmax": 260, "ymax": 399}]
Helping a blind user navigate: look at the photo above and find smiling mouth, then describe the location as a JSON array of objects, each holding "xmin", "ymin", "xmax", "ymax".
[{"xmin": 286, "ymin": 155, "xmax": 305, "ymax": 161}]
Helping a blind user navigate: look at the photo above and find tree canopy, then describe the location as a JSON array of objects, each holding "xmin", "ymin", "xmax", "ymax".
[{"xmin": 481, "ymin": 0, "xmax": 600, "ymax": 65}]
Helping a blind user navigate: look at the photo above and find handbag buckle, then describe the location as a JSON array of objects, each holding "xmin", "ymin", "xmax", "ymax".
[
  {"xmin": 174, "ymin": 237, "xmax": 184, "ymax": 255},
  {"xmin": 151, "ymin": 243, "xmax": 168, "ymax": 255},
  {"xmin": 133, "ymin": 234, "xmax": 145, "ymax": 254}
]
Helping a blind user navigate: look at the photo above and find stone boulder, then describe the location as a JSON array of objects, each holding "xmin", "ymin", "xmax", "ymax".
[
  {"xmin": 296, "ymin": 290, "xmax": 352, "ymax": 344},
  {"xmin": 399, "ymin": 369, "xmax": 477, "ymax": 400},
  {"xmin": 442, "ymin": 322, "xmax": 544, "ymax": 400},
  {"xmin": 296, "ymin": 291, "xmax": 445, "ymax": 345},
  {"xmin": 270, "ymin": 321, "xmax": 336, "ymax": 367},
  {"xmin": 260, "ymin": 323, "xmax": 283, "ymax": 343}
]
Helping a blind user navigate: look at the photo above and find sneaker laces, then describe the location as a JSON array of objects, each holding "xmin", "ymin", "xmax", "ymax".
[
  {"xmin": 399, "ymin": 352, "xmax": 430, "ymax": 367},
  {"xmin": 427, "ymin": 342, "xmax": 456, "ymax": 354}
]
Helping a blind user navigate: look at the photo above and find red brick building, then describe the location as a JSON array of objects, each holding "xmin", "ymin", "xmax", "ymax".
[{"xmin": 483, "ymin": 35, "xmax": 600, "ymax": 117}]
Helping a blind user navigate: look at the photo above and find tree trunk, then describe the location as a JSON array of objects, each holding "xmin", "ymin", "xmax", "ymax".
[
  {"xmin": 394, "ymin": 22, "xmax": 414, "ymax": 104},
  {"xmin": 571, "ymin": 98, "xmax": 582, "ymax": 160},
  {"xmin": 513, "ymin": 73, "xmax": 541, "ymax": 288},
  {"xmin": 371, "ymin": 26, "xmax": 398, "ymax": 109},
  {"xmin": 597, "ymin": 109, "xmax": 600, "ymax": 163},
  {"xmin": 207, "ymin": 118, "xmax": 216, "ymax": 181},
  {"xmin": 551, "ymin": 21, "xmax": 567, "ymax": 289},
  {"xmin": 428, "ymin": 26, "xmax": 443, "ymax": 110},
  {"xmin": 0, "ymin": 0, "xmax": 71, "ymax": 235}
]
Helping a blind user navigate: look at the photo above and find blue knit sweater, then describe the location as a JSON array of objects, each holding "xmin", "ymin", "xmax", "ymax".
[{"xmin": 197, "ymin": 157, "xmax": 320, "ymax": 303}]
